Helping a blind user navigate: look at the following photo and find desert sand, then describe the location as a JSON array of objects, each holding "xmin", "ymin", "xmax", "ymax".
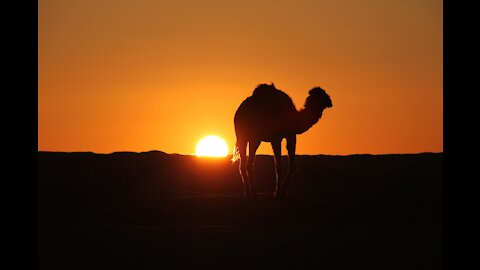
[{"xmin": 39, "ymin": 151, "xmax": 442, "ymax": 269}]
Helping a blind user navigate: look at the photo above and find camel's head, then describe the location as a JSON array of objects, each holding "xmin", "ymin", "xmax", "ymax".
[{"xmin": 305, "ymin": 86, "xmax": 333, "ymax": 112}]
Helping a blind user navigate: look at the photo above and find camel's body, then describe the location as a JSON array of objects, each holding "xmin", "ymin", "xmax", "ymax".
[
  {"xmin": 233, "ymin": 83, "xmax": 332, "ymax": 198},
  {"xmin": 235, "ymin": 86, "xmax": 298, "ymax": 142}
]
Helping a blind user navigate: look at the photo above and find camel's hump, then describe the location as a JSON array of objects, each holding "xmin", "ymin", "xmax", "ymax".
[
  {"xmin": 235, "ymin": 89, "xmax": 296, "ymax": 121},
  {"xmin": 252, "ymin": 83, "xmax": 276, "ymax": 96},
  {"xmin": 250, "ymin": 84, "xmax": 293, "ymax": 102}
]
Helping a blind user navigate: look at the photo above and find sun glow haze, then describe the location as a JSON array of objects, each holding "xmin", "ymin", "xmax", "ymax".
[
  {"xmin": 39, "ymin": 0, "xmax": 442, "ymax": 155},
  {"xmin": 196, "ymin": 136, "xmax": 229, "ymax": 157}
]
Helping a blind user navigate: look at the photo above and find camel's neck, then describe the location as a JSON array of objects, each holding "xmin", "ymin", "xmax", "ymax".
[{"xmin": 296, "ymin": 108, "xmax": 324, "ymax": 135}]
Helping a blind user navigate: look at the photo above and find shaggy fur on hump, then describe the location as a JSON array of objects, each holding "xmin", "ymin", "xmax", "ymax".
[{"xmin": 252, "ymin": 83, "xmax": 277, "ymax": 96}]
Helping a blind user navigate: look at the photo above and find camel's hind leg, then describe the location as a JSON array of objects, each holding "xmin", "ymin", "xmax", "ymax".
[
  {"xmin": 237, "ymin": 140, "xmax": 250, "ymax": 197},
  {"xmin": 246, "ymin": 140, "xmax": 261, "ymax": 197}
]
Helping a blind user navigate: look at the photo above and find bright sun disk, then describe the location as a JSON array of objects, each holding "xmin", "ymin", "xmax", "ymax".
[{"xmin": 196, "ymin": 135, "xmax": 229, "ymax": 157}]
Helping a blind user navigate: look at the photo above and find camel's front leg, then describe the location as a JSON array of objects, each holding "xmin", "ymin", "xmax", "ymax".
[
  {"xmin": 281, "ymin": 135, "xmax": 297, "ymax": 198},
  {"xmin": 271, "ymin": 139, "xmax": 283, "ymax": 198}
]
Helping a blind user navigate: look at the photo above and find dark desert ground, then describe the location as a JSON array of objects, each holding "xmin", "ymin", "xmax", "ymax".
[{"xmin": 38, "ymin": 151, "xmax": 443, "ymax": 269}]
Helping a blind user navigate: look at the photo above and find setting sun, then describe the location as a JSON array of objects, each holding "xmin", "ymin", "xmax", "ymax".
[{"xmin": 195, "ymin": 136, "xmax": 229, "ymax": 157}]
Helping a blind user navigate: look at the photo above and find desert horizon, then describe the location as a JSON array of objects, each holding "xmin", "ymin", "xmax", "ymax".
[{"xmin": 38, "ymin": 149, "xmax": 444, "ymax": 156}]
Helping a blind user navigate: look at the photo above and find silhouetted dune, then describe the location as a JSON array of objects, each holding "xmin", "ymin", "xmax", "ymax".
[
  {"xmin": 39, "ymin": 151, "xmax": 442, "ymax": 270},
  {"xmin": 39, "ymin": 151, "xmax": 442, "ymax": 204}
]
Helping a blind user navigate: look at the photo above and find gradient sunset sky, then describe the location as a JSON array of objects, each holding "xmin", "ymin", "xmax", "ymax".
[{"xmin": 39, "ymin": 0, "xmax": 442, "ymax": 155}]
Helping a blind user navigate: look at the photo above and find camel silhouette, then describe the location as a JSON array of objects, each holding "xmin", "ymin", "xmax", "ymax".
[{"xmin": 233, "ymin": 83, "xmax": 333, "ymax": 199}]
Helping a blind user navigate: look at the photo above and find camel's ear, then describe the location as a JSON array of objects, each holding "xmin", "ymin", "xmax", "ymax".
[{"xmin": 309, "ymin": 87, "xmax": 325, "ymax": 95}]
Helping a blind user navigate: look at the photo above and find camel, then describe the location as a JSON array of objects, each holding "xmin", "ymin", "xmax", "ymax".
[{"xmin": 233, "ymin": 83, "xmax": 332, "ymax": 199}]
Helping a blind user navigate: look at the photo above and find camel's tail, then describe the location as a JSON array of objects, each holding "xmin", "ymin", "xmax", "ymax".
[{"xmin": 231, "ymin": 141, "xmax": 240, "ymax": 163}]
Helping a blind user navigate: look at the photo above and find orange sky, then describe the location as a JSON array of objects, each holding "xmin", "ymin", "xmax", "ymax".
[{"xmin": 38, "ymin": 0, "xmax": 443, "ymax": 155}]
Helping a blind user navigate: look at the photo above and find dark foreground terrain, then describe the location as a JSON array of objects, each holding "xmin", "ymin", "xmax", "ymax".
[{"xmin": 39, "ymin": 151, "xmax": 443, "ymax": 269}]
